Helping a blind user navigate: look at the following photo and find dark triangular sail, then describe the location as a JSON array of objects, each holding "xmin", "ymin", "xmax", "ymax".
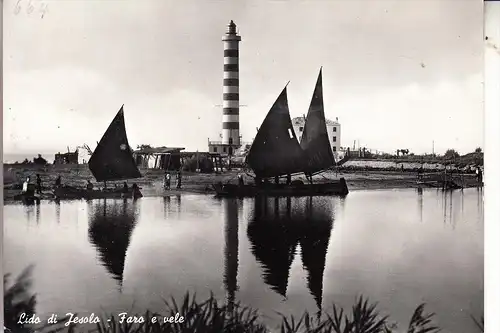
[
  {"xmin": 245, "ymin": 86, "xmax": 306, "ymax": 178},
  {"xmin": 88, "ymin": 106, "xmax": 142, "ymax": 182},
  {"xmin": 300, "ymin": 68, "xmax": 336, "ymax": 173}
]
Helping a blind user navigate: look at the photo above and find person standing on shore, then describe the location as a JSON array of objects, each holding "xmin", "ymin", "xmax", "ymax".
[
  {"xmin": 417, "ymin": 165, "xmax": 423, "ymax": 180},
  {"xmin": 55, "ymin": 175, "xmax": 62, "ymax": 188},
  {"xmin": 164, "ymin": 172, "xmax": 171, "ymax": 190},
  {"xmin": 22, "ymin": 176, "xmax": 31, "ymax": 193},
  {"xmin": 176, "ymin": 170, "xmax": 182, "ymax": 189},
  {"xmin": 36, "ymin": 174, "xmax": 42, "ymax": 194},
  {"xmin": 132, "ymin": 183, "xmax": 143, "ymax": 199}
]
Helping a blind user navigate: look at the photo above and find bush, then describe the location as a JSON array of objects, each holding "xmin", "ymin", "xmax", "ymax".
[
  {"xmin": 33, "ymin": 154, "xmax": 48, "ymax": 166},
  {"xmin": 4, "ymin": 266, "xmax": 481, "ymax": 333}
]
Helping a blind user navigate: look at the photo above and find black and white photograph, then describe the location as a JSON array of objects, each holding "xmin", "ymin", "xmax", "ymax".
[{"xmin": 3, "ymin": 0, "xmax": 487, "ymax": 332}]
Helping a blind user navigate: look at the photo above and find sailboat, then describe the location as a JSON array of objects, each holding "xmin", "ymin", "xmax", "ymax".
[
  {"xmin": 53, "ymin": 105, "xmax": 143, "ymax": 200},
  {"xmin": 213, "ymin": 70, "xmax": 348, "ymax": 197}
]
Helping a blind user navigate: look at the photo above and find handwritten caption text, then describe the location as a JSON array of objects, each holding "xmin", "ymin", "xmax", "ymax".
[{"xmin": 17, "ymin": 312, "xmax": 185, "ymax": 327}]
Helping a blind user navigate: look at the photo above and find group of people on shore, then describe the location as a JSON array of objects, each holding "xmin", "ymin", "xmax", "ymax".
[
  {"xmin": 21, "ymin": 174, "xmax": 142, "ymax": 197},
  {"xmin": 21, "ymin": 174, "xmax": 46, "ymax": 196},
  {"xmin": 163, "ymin": 170, "xmax": 182, "ymax": 190}
]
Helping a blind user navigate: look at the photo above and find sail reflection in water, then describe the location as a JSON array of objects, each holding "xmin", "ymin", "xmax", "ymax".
[
  {"xmin": 87, "ymin": 199, "xmax": 140, "ymax": 291},
  {"xmin": 247, "ymin": 196, "xmax": 334, "ymax": 310}
]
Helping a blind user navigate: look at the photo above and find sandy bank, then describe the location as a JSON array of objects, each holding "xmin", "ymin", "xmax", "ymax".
[{"xmin": 3, "ymin": 164, "xmax": 482, "ymax": 202}]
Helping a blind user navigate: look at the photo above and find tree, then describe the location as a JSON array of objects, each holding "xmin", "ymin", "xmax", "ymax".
[
  {"xmin": 475, "ymin": 147, "xmax": 482, "ymax": 153},
  {"xmin": 137, "ymin": 144, "xmax": 152, "ymax": 150},
  {"xmin": 444, "ymin": 149, "xmax": 460, "ymax": 159},
  {"xmin": 33, "ymin": 154, "xmax": 48, "ymax": 166}
]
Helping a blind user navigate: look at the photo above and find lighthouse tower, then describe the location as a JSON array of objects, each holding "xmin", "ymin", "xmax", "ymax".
[{"xmin": 222, "ymin": 20, "xmax": 242, "ymax": 153}]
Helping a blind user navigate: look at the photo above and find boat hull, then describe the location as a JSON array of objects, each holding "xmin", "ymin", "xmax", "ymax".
[
  {"xmin": 53, "ymin": 186, "xmax": 143, "ymax": 200},
  {"xmin": 213, "ymin": 178, "xmax": 348, "ymax": 197},
  {"xmin": 13, "ymin": 193, "xmax": 41, "ymax": 205}
]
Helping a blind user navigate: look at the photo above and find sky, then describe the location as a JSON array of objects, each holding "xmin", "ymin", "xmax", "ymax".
[{"xmin": 3, "ymin": 0, "xmax": 484, "ymax": 160}]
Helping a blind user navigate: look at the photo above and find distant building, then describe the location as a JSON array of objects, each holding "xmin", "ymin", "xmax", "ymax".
[
  {"xmin": 133, "ymin": 146, "xmax": 185, "ymax": 170},
  {"xmin": 54, "ymin": 150, "xmax": 79, "ymax": 164},
  {"xmin": 292, "ymin": 116, "xmax": 341, "ymax": 156}
]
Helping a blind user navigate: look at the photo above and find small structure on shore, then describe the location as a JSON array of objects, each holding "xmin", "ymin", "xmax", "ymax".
[
  {"xmin": 180, "ymin": 151, "xmax": 224, "ymax": 172},
  {"xmin": 54, "ymin": 149, "xmax": 79, "ymax": 164},
  {"xmin": 133, "ymin": 146, "xmax": 185, "ymax": 170}
]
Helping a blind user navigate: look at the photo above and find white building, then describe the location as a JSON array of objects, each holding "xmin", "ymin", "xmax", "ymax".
[{"xmin": 292, "ymin": 116, "xmax": 341, "ymax": 158}]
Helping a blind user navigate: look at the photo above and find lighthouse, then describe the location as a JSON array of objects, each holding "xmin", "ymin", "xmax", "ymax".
[{"xmin": 222, "ymin": 20, "xmax": 242, "ymax": 154}]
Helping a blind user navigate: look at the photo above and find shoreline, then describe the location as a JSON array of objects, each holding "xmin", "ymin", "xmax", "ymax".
[{"xmin": 3, "ymin": 164, "xmax": 483, "ymax": 202}]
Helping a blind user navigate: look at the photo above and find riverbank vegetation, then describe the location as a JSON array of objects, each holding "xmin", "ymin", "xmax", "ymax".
[
  {"xmin": 358, "ymin": 147, "xmax": 483, "ymax": 167},
  {"xmin": 4, "ymin": 266, "xmax": 484, "ymax": 333}
]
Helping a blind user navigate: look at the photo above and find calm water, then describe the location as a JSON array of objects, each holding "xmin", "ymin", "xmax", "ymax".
[{"xmin": 4, "ymin": 189, "xmax": 483, "ymax": 333}]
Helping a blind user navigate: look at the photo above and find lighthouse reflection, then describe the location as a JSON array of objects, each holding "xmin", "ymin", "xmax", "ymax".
[
  {"xmin": 87, "ymin": 199, "xmax": 139, "ymax": 291},
  {"xmin": 246, "ymin": 196, "xmax": 334, "ymax": 310},
  {"xmin": 223, "ymin": 199, "xmax": 240, "ymax": 311}
]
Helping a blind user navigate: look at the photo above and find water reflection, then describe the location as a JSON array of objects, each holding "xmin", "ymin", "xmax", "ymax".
[
  {"xmin": 176, "ymin": 195, "xmax": 181, "ymax": 213},
  {"xmin": 87, "ymin": 199, "xmax": 139, "ymax": 291},
  {"xmin": 247, "ymin": 196, "xmax": 334, "ymax": 310},
  {"xmin": 477, "ymin": 187, "xmax": 483, "ymax": 218},
  {"xmin": 440, "ymin": 191, "xmax": 457, "ymax": 227},
  {"xmin": 36, "ymin": 204, "xmax": 40, "ymax": 225},
  {"xmin": 417, "ymin": 188, "xmax": 423, "ymax": 222},
  {"xmin": 25, "ymin": 205, "xmax": 34, "ymax": 224},
  {"xmin": 163, "ymin": 196, "xmax": 171, "ymax": 219},
  {"xmin": 223, "ymin": 199, "xmax": 239, "ymax": 311},
  {"xmin": 55, "ymin": 200, "xmax": 61, "ymax": 224}
]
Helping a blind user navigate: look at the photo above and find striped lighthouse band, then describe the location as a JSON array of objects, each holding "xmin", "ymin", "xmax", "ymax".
[{"xmin": 222, "ymin": 21, "xmax": 241, "ymax": 146}]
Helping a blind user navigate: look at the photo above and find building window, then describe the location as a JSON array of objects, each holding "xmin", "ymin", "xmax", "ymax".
[
  {"xmin": 299, "ymin": 126, "xmax": 304, "ymax": 132},
  {"xmin": 229, "ymin": 138, "xmax": 233, "ymax": 145},
  {"xmin": 333, "ymin": 136, "xmax": 337, "ymax": 142},
  {"xmin": 213, "ymin": 147, "xmax": 218, "ymax": 153},
  {"xmin": 333, "ymin": 127, "xmax": 337, "ymax": 132},
  {"xmin": 333, "ymin": 146, "xmax": 337, "ymax": 152},
  {"xmin": 223, "ymin": 147, "xmax": 227, "ymax": 153}
]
